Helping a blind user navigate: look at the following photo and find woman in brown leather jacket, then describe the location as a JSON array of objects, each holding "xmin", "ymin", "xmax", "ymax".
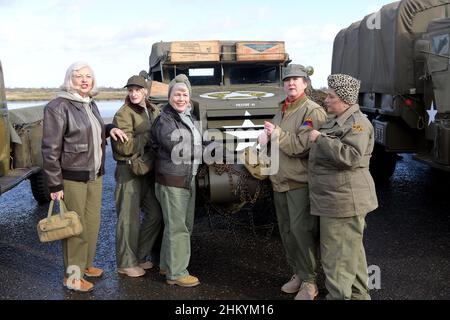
[{"xmin": 42, "ymin": 61, "xmax": 127, "ymax": 292}]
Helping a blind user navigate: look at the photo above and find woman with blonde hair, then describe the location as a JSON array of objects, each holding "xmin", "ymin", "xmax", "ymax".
[{"xmin": 42, "ymin": 61, "xmax": 127, "ymax": 292}]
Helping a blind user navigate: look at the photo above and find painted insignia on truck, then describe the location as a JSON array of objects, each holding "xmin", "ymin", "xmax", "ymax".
[{"xmin": 199, "ymin": 91, "xmax": 274, "ymax": 100}]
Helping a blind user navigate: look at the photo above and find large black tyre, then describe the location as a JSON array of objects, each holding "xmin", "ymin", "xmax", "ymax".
[
  {"xmin": 29, "ymin": 171, "xmax": 51, "ymax": 204},
  {"xmin": 369, "ymin": 144, "xmax": 397, "ymax": 183}
]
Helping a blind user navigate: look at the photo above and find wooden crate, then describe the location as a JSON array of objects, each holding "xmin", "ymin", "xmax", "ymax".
[
  {"xmin": 149, "ymin": 80, "xmax": 168, "ymax": 97},
  {"xmin": 236, "ymin": 42, "xmax": 286, "ymax": 61},
  {"xmin": 170, "ymin": 41, "xmax": 220, "ymax": 62}
]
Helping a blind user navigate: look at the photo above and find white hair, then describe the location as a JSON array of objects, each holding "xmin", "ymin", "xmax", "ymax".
[{"xmin": 61, "ymin": 61, "xmax": 98, "ymax": 97}]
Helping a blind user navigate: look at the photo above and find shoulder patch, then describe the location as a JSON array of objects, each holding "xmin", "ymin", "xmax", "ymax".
[
  {"xmin": 302, "ymin": 117, "xmax": 314, "ymax": 128},
  {"xmin": 352, "ymin": 123, "xmax": 364, "ymax": 133}
]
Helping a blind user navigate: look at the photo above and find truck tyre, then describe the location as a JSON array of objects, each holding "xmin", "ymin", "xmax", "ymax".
[
  {"xmin": 370, "ymin": 144, "xmax": 397, "ymax": 182},
  {"xmin": 29, "ymin": 171, "xmax": 51, "ymax": 204}
]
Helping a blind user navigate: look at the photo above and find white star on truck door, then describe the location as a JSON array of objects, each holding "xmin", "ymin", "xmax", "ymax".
[
  {"xmin": 427, "ymin": 103, "xmax": 437, "ymax": 126},
  {"xmin": 223, "ymin": 111, "xmax": 263, "ymax": 151}
]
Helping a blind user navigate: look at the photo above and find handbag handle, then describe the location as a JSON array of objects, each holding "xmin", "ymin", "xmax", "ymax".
[{"xmin": 47, "ymin": 200, "xmax": 66, "ymax": 220}]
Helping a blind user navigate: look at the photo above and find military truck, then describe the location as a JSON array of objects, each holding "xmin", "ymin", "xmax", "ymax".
[
  {"xmin": 332, "ymin": 0, "xmax": 450, "ymax": 180},
  {"xmin": 144, "ymin": 40, "xmax": 297, "ymax": 210},
  {"xmin": 0, "ymin": 60, "xmax": 50, "ymax": 203}
]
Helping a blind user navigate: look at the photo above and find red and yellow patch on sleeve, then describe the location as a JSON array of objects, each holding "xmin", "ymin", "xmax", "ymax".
[{"xmin": 302, "ymin": 117, "xmax": 314, "ymax": 128}]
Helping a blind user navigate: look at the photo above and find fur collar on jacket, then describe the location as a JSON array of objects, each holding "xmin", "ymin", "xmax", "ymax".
[{"xmin": 125, "ymin": 96, "xmax": 155, "ymax": 114}]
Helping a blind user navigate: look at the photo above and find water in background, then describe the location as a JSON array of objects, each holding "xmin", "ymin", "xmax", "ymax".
[{"xmin": 7, "ymin": 100, "xmax": 123, "ymax": 118}]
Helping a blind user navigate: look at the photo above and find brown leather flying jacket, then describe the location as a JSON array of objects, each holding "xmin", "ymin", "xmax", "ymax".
[{"xmin": 42, "ymin": 97, "xmax": 113, "ymax": 193}]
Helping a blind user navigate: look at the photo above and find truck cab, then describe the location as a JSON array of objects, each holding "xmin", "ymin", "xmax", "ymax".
[
  {"xmin": 0, "ymin": 60, "xmax": 49, "ymax": 203},
  {"xmin": 146, "ymin": 41, "xmax": 291, "ymax": 208}
]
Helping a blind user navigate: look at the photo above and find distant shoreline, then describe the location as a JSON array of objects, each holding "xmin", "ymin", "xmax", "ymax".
[{"xmin": 5, "ymin": 88, "xmax": 127, "ymax": 101}]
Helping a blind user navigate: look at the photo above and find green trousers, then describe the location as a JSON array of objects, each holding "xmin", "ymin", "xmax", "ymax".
[
  {"xmin": 320, "ymin": 215, "xmax": 370, "ymax": 300},
  {"xmin": 62, "ymin": 177, "xmax": 102, "ymax": 278},
  {"xmin": 115, "ymin": 165, "xmax": 162, "ymax": 268},
  {"xmin": 273, "ymin": 187, "xmax": 319, "ymax": 283},
  {"xmin": 155, "ymin": 177, "xmax": 196, "ymax": 280}
]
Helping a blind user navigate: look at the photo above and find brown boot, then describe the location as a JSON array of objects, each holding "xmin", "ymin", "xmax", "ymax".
[
  {"xmin": 63, "ymin": 277, "xmax": 94, "ymax": 293},
  {"xmin": 84, "ymin": 267, "xmax": 103, "ymax": 278}
]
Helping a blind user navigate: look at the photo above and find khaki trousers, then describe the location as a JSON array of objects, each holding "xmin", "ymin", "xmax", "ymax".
[
  {"xmin": 62, "ymin": 177, "xmax": 102, "ymax": 278},
  {"xmin": 273, "ymin": 187, "xmax": 319, "ymax": 283},
  {"xmin": 155, "ymin": 177, "xmax": 196, "ymax": 280},
  {"xmin": 320, "ymin": 214, "xmax": 371, "ymax": 300},
  {"xmin": 115, "ymin": 165, "xmax": 162, "ymax": 268}
]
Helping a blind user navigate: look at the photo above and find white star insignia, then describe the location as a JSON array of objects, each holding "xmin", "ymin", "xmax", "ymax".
[
  {"xmin": 223, "ymin": 111, "xmax": 264, "ymax": 151},
  {"xmin": 427, "ymin": 103, "xmax": 438, "ymax": 126}
]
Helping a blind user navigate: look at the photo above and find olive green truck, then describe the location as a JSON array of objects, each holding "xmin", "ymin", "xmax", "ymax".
[
  {"xmin": 0, "ymin": 60, "xmax": 49, "ymax": 203},
  {"xmin": 332, "ymin": 0, "xmax": 450, "ymax": 180}
]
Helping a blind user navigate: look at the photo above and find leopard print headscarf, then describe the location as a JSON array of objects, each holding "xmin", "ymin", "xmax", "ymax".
[{"xmin": 327, "ymin": 74, "xmax": 361, "ymax": 105}]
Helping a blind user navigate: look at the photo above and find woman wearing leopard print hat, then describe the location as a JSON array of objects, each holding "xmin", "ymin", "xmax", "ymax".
[{"xmin": 308, "ymin": 74, "xmax": 378, "ymax": 300}]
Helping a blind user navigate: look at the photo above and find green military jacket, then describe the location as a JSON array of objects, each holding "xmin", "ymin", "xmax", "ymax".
[
  {"xmin": 308, "ymin": 104, "xmax": 378, "ymax": 217},
  {"xmin": 112, "ymin": 97, "xmax": 159, "ymax": 162},
  {"xmin": 269, "ymin": 95, "xmax": 327, "ymax": 193}
]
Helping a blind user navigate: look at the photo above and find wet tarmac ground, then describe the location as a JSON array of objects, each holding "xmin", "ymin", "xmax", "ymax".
[{"xmin": 1, "ymin": 149, "xmax": 450, "ymax": 301}]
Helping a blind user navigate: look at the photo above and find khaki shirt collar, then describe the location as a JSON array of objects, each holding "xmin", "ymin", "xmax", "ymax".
[{"xmin": 336, "ymin": 104, "xmax": 360, "ymax": 127}]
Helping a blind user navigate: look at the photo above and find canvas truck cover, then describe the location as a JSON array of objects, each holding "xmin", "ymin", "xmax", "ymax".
[
  {"xmin": 424, "ymin": 17, "xmax": 450, "ymax": 112},
  {"xmin": 331, "ymin": 21, "xmax": 361, "ymax": 79},
  {"xmin": 8, "ymin": 105, "xmax": 44, "ymax": 125},
  {"xmin": 149, "ymin": 42, "xmax": 171, "ymax": 74},
  {"xmin": 332, "ymin": 0, "xmax": 450, "ymax": 95}
]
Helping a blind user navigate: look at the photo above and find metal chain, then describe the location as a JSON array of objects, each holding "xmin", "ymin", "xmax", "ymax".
[{"xmin": 211, "ymin": 164, "xmax": 263, "ymax": 205}]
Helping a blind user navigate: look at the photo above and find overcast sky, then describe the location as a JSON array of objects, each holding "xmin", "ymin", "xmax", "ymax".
[{"xmin": 0, "ymin": 0, "xmax": 394, "ymax": 89}]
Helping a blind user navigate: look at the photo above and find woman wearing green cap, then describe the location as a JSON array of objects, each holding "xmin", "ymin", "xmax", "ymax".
[
  {"xmin": 259, "ymin": 64, "xmax": 327, "ymax": 300},
  {"xmin": 151, "ymin": 74, "xmax": 202, "ymax": 287},
  {"xmin": 112, "ymin": 75, "xmax": 162, "ymax": 278},
  {"xmin": 308, "ymin": 74, "xmax": 378, "ymax": 300}
]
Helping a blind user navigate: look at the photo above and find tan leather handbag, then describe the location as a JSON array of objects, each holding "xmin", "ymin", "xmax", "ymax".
[
  {"xmin": 241, "ymin": 144, "xmax": 270, "ymax": 181},
  {"xmin": 37, "ymin": 200, "xmax": 83, "ymax": 243}
]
